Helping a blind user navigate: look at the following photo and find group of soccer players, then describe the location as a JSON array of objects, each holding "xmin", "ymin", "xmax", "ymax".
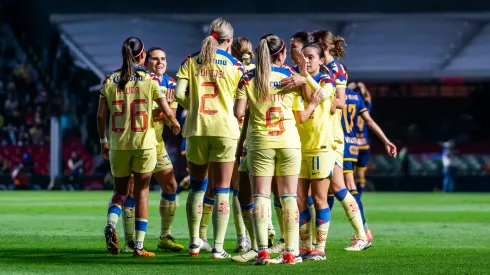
[{"xmin": 97, "ymin": 17, "xmax": 397, "ymax": 264}]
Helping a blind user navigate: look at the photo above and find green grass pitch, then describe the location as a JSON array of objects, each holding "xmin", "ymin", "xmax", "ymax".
[{"xmin": 1, "ymin": 191, "xmax": 489, "ymax": 274}]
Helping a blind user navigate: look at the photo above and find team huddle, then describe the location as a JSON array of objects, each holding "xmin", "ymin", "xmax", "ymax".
[{"xmin": 96, "ymin": 18, "xmax": 397, "ymax": 265}]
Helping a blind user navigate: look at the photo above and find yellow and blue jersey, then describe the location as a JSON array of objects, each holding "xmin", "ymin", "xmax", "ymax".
[
  {"xmin": 355, "ymin": 101, "xmax": 372, "ymax": 150},
  {"xmin": 176, "ymin": 48, "xmax": 244, "ymax": 139},
  {"xmin": 236, "ymin": 65, "xmax": 303, "ymax": 151},
  {"xmin": 153, "ymin": 74, "xmax": 179, "ymax": 143},
  {"xmin": 325, "ymin": 60, "xmax": 348, "ymax": 146},
  {"xmin": 341, "ymin": 88, "xmax": 367, "ymax": 161},
  {"xmin": 100, "ymin": 64, "xmax": 164, "ymax": 150}
]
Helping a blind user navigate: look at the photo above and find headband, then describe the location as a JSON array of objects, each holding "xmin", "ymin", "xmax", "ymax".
[
  {"xmin": 270, "ymin": 39, "xmax": 285, "ymax": 56},
  {"xmin": 133, "ymin": 41, "xmax": 145, "ymax": 59}
]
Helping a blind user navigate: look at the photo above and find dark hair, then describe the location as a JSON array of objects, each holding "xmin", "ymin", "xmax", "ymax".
[
  {"xmin": 255, "ymin": 33, "xmax": 285, "ymax": 103},
  {"xmin": 302, "ymin": 42, "xmax": 329, "ymax": 74},
  {"xmin": 144, "ymin": 47, "xmax": 165, "ymax": 66},
  {"xmin": 291, "ymin": 31, "xmax": 314, "ymax": 45},
  {"xmin": 311, "ymin": 30, "xmax": 346, "ymax": 59},
  {"xmin": 118, "ymin": 37, "xmax": 145, "ymax": 91}
]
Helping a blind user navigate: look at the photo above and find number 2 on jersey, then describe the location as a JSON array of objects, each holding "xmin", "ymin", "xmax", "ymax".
[
  {"xmin": 199, "ymin": 82, "xmax": 219, "ymax": 115},
  {"xmin": 111, "ymin": 99, "xmax": 148, "ymax": 133},
  {"xmin": 265, "ymin": 106, "xmax": 285, "ymax": 136}
]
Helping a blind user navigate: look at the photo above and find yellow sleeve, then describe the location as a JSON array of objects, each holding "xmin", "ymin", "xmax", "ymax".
[
  {"xmin": 100, "ymin": 77, "xmax": 110, "ymax": 97},
  {"xmin": 176, "ymin": 55, "xmax": 191, "ymax": 80},
  {"xmin": 319, "ymin": 77, "xmax": 335, "ymax": 99},
  {"xmin": 170, "ymin": 102, "xmax": 179, "ymax": 109},
  {"xmin": 236, "ymin": 75, "xmax": 248, "ymax": 99},
  {"xmin": 306, "ymin": 75, "xmax": 322, "ymax": 91},
  {"xmin": 293, "ymin": 93, "xmax": 305, "ymax": 111}
]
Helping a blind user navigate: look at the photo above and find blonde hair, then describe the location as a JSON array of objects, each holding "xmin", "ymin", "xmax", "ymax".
[
  {"xmin": 199, "ymin": 18, "xmax": 234, "ymax": 65},
  {"xmin": 231, "ymin": 37, "xmax": 254, "ymax": 66},
  {"xmin": 255, "ymin": 34, "xmax": 285, "ymax": 103},
  {"xmin": 312, "ymin": 30, "xmax": 346, "ymax": 59}
]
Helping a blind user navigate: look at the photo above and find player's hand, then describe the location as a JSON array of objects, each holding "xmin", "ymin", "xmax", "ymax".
[
  {"xmin": 152, "ymin": 108, "xmax": 163, "ymax": 122},
  {"xmin": 101, "ymin": 143, "xmax": 109, "ymax": 160},
  {"xmin": 164, "ymin": 116, "xmax": 181, "ymax": 135},
  {"xmin": 166, "ymin": 89, "xmax": 175, "ymax": 104},
  {"xmin": 309, "ymin": 88, "xmax": 324, "ymax": 107},
  {"xmin": 280, "ymin": 74, "xmax": 306, "ymax": 90},
  {"xmin": 385, "ymin": 141, "xmax": 397, "ymax": 157},
  {"xmin": 357, "ymin": 82, "xmax": 366, "ymax": 89}
]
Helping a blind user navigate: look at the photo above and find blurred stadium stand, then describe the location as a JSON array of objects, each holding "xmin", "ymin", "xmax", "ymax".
[{"xmin": 1, "ymin": 1, "xmax": 489, "ymax": 191}]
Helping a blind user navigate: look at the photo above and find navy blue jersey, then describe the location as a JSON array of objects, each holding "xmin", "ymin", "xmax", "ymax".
[{"xmin": 342, "ymin": 89, "xmax": 367, "ymax": 161}]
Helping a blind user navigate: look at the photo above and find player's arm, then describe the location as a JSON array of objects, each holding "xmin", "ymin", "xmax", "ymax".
[
  {"xmin": 97, "ymin": 95, "xmax": 109, "ymax": 160},
  {"xmin": 358, "ymin": 82, "xmax": 371, "ymax": 105},
  {"xmin": 175, "ymin": 78, "xmax": 190, "ymax": 110},
  {"xmin": 235, "ymin": 106, "xmax": 250, "ymax": 162},
  {"xmin": 155, "ymin": 97, "xmax": 180, "ymax": 135},
  {"xmin": 294, "ymin": 88, "xmax": 324, "ymax": 124},
  {"xmin": 334, "ymin": 86, "xmax": 345, "ymax": 109},
  {"xmin": 234, "ymin": 98, "xmax": 247, "ymax": 120},
  {"xmin": 360, "ymin": 111, "xmax": 397, "ymax": 157}
]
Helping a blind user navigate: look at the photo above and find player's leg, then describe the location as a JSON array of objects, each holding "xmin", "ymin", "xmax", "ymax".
[
  {"xmin": 269, "ymin": 178, "xmax": 284, "ymax": 253},
  {"xmin": 209, "ymin": 137, "xmax": 237, "ymax": 259},
  {"xmin": 231, "ymin": 160, "xmax": 250, "ymax": 253},
  {"xmin": 247, "ymin": 148, "xmax": 275, "ymax": 265},
  {"xmin": 131, "ymin": 148, "xmax": 158, "ymax": 257},
  {"xmin": 349, "ymin": 164, "xmax": 371, "ymax": 241},
  {"xmin": 105, "ymin": 150, "xmax": 131, "ymax": 255},
  {"xmin": 153, "ymin": 145, "xmax": 184, "ymax": 252},
  {"xmin": 297, "ymin": 157, "xmax": 312, "ymax": 256},
  {"xmin": 331, "ymin": 159, "xmax": 370, "ymax": 251},
  {"xmin": 199, "ymin": 176, "xmax": 214, "ymax": 252},
  {"xmin": 274, "ymin": 148, "xmax": 302, "ymax": 265},
  {"xmin": 122, "ymin": 176, "xmax": 135, "ymax": 252},
  {"xmin": 186, "ymin": 137, "xmax": 210, "ymax": 257},
  {"xmin": 302, "ymin": 152, "xmax": 333, "ymax": 261}
]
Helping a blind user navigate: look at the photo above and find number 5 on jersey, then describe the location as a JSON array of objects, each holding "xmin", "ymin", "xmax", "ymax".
[{"xmin": 199, "ymin": 82, "xmax": 219, "ymax": 115}]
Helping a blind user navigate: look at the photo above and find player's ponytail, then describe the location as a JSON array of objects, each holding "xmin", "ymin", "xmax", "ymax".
[
  {"xmin": 200, "ymin": 18, "xmax": 234, "ymax": 66},
  {"xmin": 311, "ymin": 30, "xmax": 347, "ymax": 59},
  {"xmin": 119, "ymin": 37, "xmax": 145, "ymax": 91},
  {"xmin": 232, "ymin": 37, "xmax": 254, "ymax": 66},
  {"xmin": 255, "ymin": 34, "xmax": 285, "ymax": 103}
]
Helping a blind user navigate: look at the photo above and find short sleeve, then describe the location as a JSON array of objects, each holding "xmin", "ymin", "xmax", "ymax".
[
  {"xmin": 176, "ymin": 55, "xmax": 191, "ymax": 80},
  {"xmin": 319, "ymin": 75, "xmax": 336, "ymax": 99},
  {"xmin": 100, "ymin": 76, "xmax": 110, "ymax": 97},
  {"xmin": 170, "ymin": 102, "xmax": 179, "ymax": 109},
  {"xmin": 293, "ymin": 93, "xmax": 305, "ymax": 111},
  {"xmin": 236, "ymin": 74, "xmax": 250, "ymax": 100},
  {"xmin": 358, "ymin": 96, "xmax": 367, "ymax": 114}
]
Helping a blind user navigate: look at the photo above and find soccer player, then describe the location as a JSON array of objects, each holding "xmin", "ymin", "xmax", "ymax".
[
  {"xmin": 295, "ymin": 42, "xmax": 336, "ymax": 261},
  {"xmin": 234, "ymin": 33, "xmax": 324, "ymax": 265},
  {"xmin": 353, "ymin": 82, "xmax": 374, "ymax": 239},
  {"xmin": 144, "ymin": 47, "xmax": 185, "ymax": 252},
  {"xmin": 175, "ymin": 18, "xmax": 244, "ymax": 259},
  {"xmin": 281, "ymin": 30, "xmax": 370, "ymax": 251},
  {"xmin": 98, "ymin": 37, "xmax": 180, "ymax": 257}
]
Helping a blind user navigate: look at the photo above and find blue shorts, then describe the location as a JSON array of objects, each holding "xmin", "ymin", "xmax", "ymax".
[
  {"xmin": 343, "ymin": 160, "xmax": 355, "ymax": 174},
  {"xmin": 357, "ymin": 148, "xmax": 370, "ymax": 168},
  {"xmin": 343, "ymin": 141, "xmax": 359, "ymax": 162}
]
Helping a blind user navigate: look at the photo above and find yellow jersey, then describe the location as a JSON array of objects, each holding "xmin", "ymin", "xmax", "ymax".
[
  {"xmin": 296, "ymin": 72, "xmax": 336, "ymax": 153},
  {"xmin": 176, "ymin": 49, "xmax": 244, "ymax": 139},
  {"xmin": 152, "ymin": 74, "xmax": 179, "ymax": 143},
  {"xmin": 326, "ymin": 59, "xmax": 348, "ymax": 144},
  {"xmin": 236, "ymin": 66, "xmax": 302, "ymax": 151},
  {"xmin": 100, "ymin": 65, "xmax": 164, "ymax": 150},
  {"xmin": 238, "ymin": 62, "xmax": 256, "ymax": 132}
]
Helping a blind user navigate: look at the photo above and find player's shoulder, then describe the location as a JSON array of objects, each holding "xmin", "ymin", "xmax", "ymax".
[
  {"xmin": 238, "ymin": 69, "xmax": 256, "ymax": 89},
  {"xmin": 216, "ymin": 49, "xmax": 245, "ymax": 74},
  {"xmin": 271, "ymin": 65, "xmax": 294, "ymax": 77},
  {"xmin": 180, "ymin": 51, "xmax": 201, "ymax": 66},
  {"xmin": 161, "ymin": 74, "xmax": 177, "ymax": 86}
]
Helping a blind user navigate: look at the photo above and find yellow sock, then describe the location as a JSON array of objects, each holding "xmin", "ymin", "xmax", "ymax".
[
  {"xmin": 212, "ymin": 189, "xmax": 230, "ymax": 251},
  {"xmin": 314, "ymin": 208, "xmax": 331, "ymax": 253},
  {"xmin": 199, "ymin": 196, "xmax": 214, "ymax": 240},
  {"xmin": 274, "ymin": 200, "xmax": 285, "ymax": 240},
  {"xmin": 253, "ymin": 195, "xmax": 271, "ymax": 251},
  {"xmin": 186, "ymin": 190, "xmax": 205, "ymax": 245},
  {"xmin": 160, "ymin": 194, "xmax": 177, "ymax": 237},
  {"xmin": 122, "ymin": 201, "xmax": 135, "ymax": 243},
  {"xmin": 339, "ymin": 191, "xmax": 367, "ymax": 240},
  {"xmin": 241, "ymin": 203, "xmax": 257, "ymax": 250},
  {"xmin": 281, "ymin": 195, "xmax": 299, "ymax": 254},
  {"xmin": 232, "ymin": 194, "xmax": 247, "ymax": 239},
  {"xmin": 309, "ymin": 203, "xmax": 316, "ymax": 246},
  {"xmin": 299, "ymin": 208, "xmax": 312, "ymax": 251}
]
